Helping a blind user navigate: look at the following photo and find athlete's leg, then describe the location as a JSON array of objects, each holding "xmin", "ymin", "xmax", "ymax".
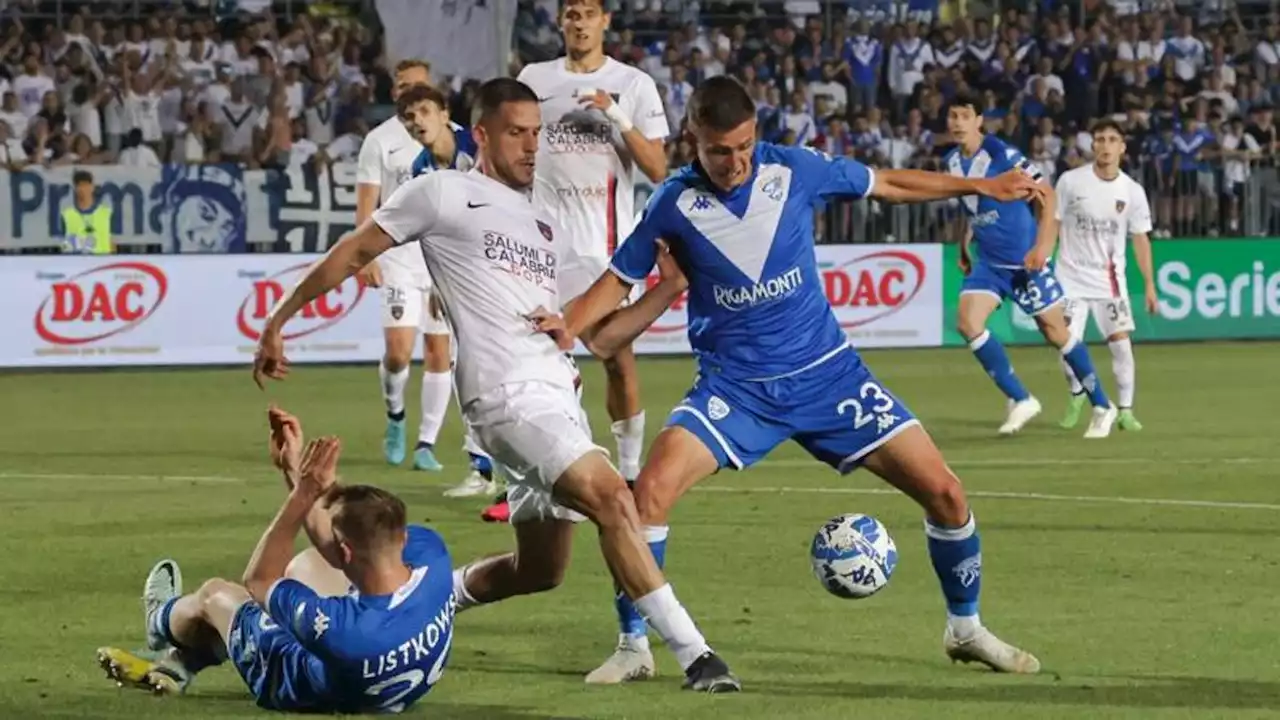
[
  {"xmin": 1034, "ymin": 304, "xmax": 1116, "ymax": 437},
  {"xmin": 415, "ymin": 328, "xmax": 451, "ymax": 472},
  {"xmin": 451, "ymin": 516, "xmax": 574, "ymax": 608},
  {"xmin": 958, "ymin": 288, "xmax": 1038, "ymax": 433},
  {"xmin": 1058, "ymin": 298, "xmax": 1090, "ymax": 429},
  {"xmin": 590, "ymin": 426, "xmax": 720, "ymax": 684},
  {"xmin": 861, "ymin": 425, "xmax": 1040, "ymax": 674},
  {"xmin": 1108, "ymin": 330, "xmax": 1141, "ymax": 429},
  {"xmin": 603, "ymin": 346, "xmax": 646, "ymax": 483},
  {"xmin": 379, "ymin": 326, "xmax": 416, "ymax": 466}
]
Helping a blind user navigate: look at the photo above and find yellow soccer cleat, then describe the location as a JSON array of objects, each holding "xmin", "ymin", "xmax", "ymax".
[{"xmin": 96, "ymin": 647, "xmax": 188, "ymax": 695}]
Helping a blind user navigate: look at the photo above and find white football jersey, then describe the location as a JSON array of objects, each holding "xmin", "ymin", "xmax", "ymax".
[
  {"xmin": 357, "ymin": 116, "xmax": 425, "ymax": 272},
  {"xmin": 518, "ymin": 57, "xmax": 669, "ymax": 259},
  {"xmin": 372, "ymin": 169, "xmax": 582, "ymax": 404},
  {"xmin": 1054, "ymin": 164, "xmax": 1153, "ymax": 299}
]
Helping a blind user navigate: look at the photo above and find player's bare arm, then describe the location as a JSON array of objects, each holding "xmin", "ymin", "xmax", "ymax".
[
  {"xmin": 958, "ymin": 223, "xmax": 974, "ymax": 276},
  {"xmin": 578, "ymin": 241, "xmax": 686, "ymax": 359},
  {"xmin": 1132, "ymin": 230, "xmax": 1158, "ymax": 313},
  {"xmin": 253, "ymin": 220, "xmax": 395, "ymax": 388},
  {"xmin": 243, "ymin": 437, "xmax": 341, "ymax": 604},
  {"xmin": 560, "ymin": 271, "xmax": 634, "ymax": 350},
  {"xmin": 871, "ymin": 168, "xmax": 1047, "ymax": 204},
  {"xmin": 577, "ymin": 89, "xmax": 667, "ymax": 182},
  {"xmin": 1024, "ymin": 182, "xmax": 1058, "ymax": 271},
  {"xmin": 354, "ymin": 184, "xmax": 383, "ymax": 287},
  {"xmin": 268, "ymin": 406, "xmax": 342, "ymax": 567}
]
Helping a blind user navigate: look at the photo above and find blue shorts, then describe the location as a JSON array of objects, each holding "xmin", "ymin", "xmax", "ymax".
[
  {"xmin": 962, "ymin": 261, "xmax": 1064, "ymax": 316},
  {"xmin": 669, "ymin": 347, "xmax": 919, "ymax": 473},
  {"xmin": 227, "ymin": 602, "xmax": 329, "ymax": 713}
]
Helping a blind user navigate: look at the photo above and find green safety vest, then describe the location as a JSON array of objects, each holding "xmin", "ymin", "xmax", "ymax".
[{"xmin": 61, "ymin": 205, "xmax": 113, "ymax": 255}]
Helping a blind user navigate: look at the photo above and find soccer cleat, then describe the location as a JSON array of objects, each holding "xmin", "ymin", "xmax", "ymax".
[
  {"xmin": 1117, "ymin": 409, "xmax": 1143, "ymax": 431},
  {"xmin": 97, "ymin": 647, "xmax": 190, "ymax": 695},
  {"xmin": 681, "ymin": 651, "xmax": 741, "ymax": 693},
  {"xmin": 143, "ymin": 559, "xmax": 182, "ymax": 651},
  {"xmin": 413, "ymin": 445, "xmax": 443, "ymax": 472},
  {"xmin": 943, "ymin": 626, "xmax": 1041, "ymax": 674},
  {"xmin": 1083, "ymin": 405, "xmax": 1118, "ymax": 439},
  {"xmin": 585, "ymin": 636, "xmax": 656, "ymax": 685},
  {"xmin": 998, "ymin": 397, "xmax": 1042, "ymax": 435},
  {"xmin": 480, "ymin": 495, "xmax": 510, "ymax": 523},
  {"xmin": 1059, "ymin": 393, "xmax": 1087, "ymax": 429},
  {"xmin": 384, "ymin": 418, "xmax": 407, "ymax": 465},
  {"xmin": 443, "ymin": 469, "xmax": 498, "ymax": 498}
]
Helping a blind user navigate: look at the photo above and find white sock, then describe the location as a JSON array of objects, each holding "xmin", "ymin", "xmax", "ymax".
[
  {"xmin": 1059, "ymin": 355, "xmax": 1083, "ymax": 395},
  {"xmin": 1108, "ymin": 337, "xmax": 1136, "ymax": 408},
  {"xmin": 948, "ymin": 612, "xmax": 983, "ymax": 641},
  {"xmin": 619, "ymin": 632, "xmax": 651, "ymax": 652},
  {"xmin": 633, "ymin": 583, "xmax": 710, "ymax": 670},
  {"xmin": 379, "ymin": 362, "xmax": 410, "ymax": 417},
  {"xmin": 611, "ymin": 411, "xmax": 645, "ymax": 482},
  {"xmin": 451, "ymin": 565, "xmax": 481, "ymax": 612},
  {"xmin": 418, "ymin": 370, "xmax": 452, "ymax": 445}
]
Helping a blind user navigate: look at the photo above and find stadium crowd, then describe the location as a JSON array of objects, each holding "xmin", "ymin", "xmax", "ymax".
[{"xmin": 1, "ymin": 0, "xmax": 1277, "ymax": 238}]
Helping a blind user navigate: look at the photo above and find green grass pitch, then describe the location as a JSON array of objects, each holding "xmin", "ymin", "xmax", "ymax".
[{"xmin": 1, "ymin": 343, "xmax": 1278, "ymax": 719}]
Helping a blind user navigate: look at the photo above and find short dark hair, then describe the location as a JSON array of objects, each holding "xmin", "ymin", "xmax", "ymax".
[
  {"xmin": 394, "ymin": 59, "xmax": 432, "ymax": 76},
  {"xmin": 397, "ymin": 83, "xmax": 447, "ymax": 118},
  {"xmin": 472, "ymin": 77, "xmax": 539, "ymax": 125},
  {"xmin": 323, "ymin": 484, "xmax": 408, "ymax": 554},
  {"xmin": 949, "ymin": 90, "xmax": 983, "ymax": 114},
  {"xmin": 72, "ymin": 170, "xmax": 93, "ymax": 186},
  {"xmin": 687, "ymin": 75, "xmax": 755, "ymax": 132},
  {"xmin": 1090, "ymin": 118, "xmax": 1125, "ymax": 138}
]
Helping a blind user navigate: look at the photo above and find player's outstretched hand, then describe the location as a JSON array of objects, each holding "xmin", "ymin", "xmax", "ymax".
[
  {"xmin": 297, "ymin": 436, "xmax": 340, "ymax": 499},
  {"xmin": 356, "ymin": 262, "xmax": 382, "ymax": 288},
  {"xmin": 1144, "ymin": 285, "xmax": 1159, "ymax": 315},
  {"xmin": 958, "ymin": 249, "xmax": 972, "ymax": 277},
  {"xmin": 525, "ymin": 306, "xmax": 574, "ymax": 351},
  {"xmin": 655, "ymin": 239, "xmax": 688, "ymax": 292},
  {"xmin": 252, "ymin": 327, "xmax": 290, "ymax": 389},
  {"xmin": 268, "ymin": 405, "xmax": 304, "ymax": 479},
  {"xmin": 979, "ymin": 170, "xmax": 1047, "ymax": 204}
]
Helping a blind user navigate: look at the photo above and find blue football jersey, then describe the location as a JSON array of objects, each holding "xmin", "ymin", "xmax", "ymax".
[
  {"xmin": 943, "ymin": 134, "xmax": 1043, "ymax": 268},
  {"xmin": 265, "ymin": 525, "xmax": 455, "ymax": 714},
  {"xmin": 412, "ymin": 122, "xmax": 477, "ymax": 176},
  {"xmin": 611, "ymin": 142, "xmax": 872, "ymax": 380}
]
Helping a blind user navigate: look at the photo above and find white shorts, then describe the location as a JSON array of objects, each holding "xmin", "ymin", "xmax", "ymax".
[
  {"xmin": 467, "ymin": 380, "xmax": 600, "ymax": 524},
  {"xmin": 379, "ymin": 259, "xmax": 450, "ymax": 335},
  {"xmin": 1064, "ymin": 296, "xmax": 1136, "ymax": 340}
]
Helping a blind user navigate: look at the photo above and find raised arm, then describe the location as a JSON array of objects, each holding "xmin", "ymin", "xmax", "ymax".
[
  {"xmin": 872, "ymin": 167, "xmax": 1046, "ymax": 205},
  {"xmin": 583, "ymin": 241, "xmax": 687, "ymax": 359},
  {"xmin": 268, "ymin": 406, "xmax": 342, "ymax": 567}
]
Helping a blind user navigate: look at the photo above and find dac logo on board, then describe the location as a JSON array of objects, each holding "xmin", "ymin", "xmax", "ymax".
[
  {"xmin": 236, "ymin": 262, "xmax": 367, "ymax": 340},
  {"xmin": 820, "ymin": 250, "xmax": 927, "ymax": 328},
  {"xmin": 33, "ymin": 262, "xmax": 168, "ymax": 344}
]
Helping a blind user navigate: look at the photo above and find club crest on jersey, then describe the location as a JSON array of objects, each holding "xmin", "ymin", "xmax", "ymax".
[
  {"xmin": 1115, "ymin": 200, "xmax": 1127, "ymax": 213},
  {"xmin": 761, "ymin": 175, "xmax": 784, "ymax": 202},
  {"xmin": 536, "ymin": 220, "xmax": 553, "ymax": 242}
]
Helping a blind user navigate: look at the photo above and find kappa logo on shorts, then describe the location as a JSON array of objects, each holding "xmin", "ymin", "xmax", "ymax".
[
  {"xmin": 391, "ymin": 305, "xmax": 405, "ymax": 320},
  {"xmin": 707, "ymin": 396, "xmax": 730, "ymax": 421}
]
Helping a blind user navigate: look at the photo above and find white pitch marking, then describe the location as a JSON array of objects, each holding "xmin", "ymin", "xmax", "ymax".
[{"xmin": 0, "ymin": 471, "xmax": 244, "ymax": 484}]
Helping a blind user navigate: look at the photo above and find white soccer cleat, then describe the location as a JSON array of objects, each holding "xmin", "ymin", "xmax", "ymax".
[
  {"xmin": 442, "ymin": 470, "xmax": 499, "ymax": 498},
  {"xmin": 142, "ymin": 559, "xmax": 182, "ymax": 651},
  {"xmin": 584, "ymin": 636, "xmax": 656, "ymax": 685},
  {"xmin": 944, "ymin": 625, "xmax": 1041, "ymax": 674},
  {"xmin": 1083, "ymin": 405, "xmax": 1118, "ymax": 439},
  {"xmin": 998, "ymin": 397, "xmax": 1042, "ymax": 435}
]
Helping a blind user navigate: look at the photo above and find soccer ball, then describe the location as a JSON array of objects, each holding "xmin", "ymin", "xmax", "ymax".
[{"xmin": 809, "ymin": 513, "xmax": 898, "ymax": 599}]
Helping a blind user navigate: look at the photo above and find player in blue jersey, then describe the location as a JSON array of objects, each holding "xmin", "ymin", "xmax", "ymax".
[
  {"xmin": 945, "ymin": 91, "xmax": 1118, "ymax": 438},
  {"xmin": 401, "ymin": 84, "xmax": 478, "ymax": 177},
  {"xmin": 535, "ymin": 77, "xmax": 1044, "ymax": 683},
  {"xmin": 96, "ymin": 407, "xmax": 456, "ymax": 713}
]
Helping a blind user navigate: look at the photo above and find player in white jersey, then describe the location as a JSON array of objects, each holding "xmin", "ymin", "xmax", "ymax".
[
  {"xmin": 1053, "ymin": 119, "xmax": 1157, "ymax": 431},
  {"xmin": 459, "ymin": 0, "xmax": 669, "ymax": 509},
  {"xmin": 252, "ymin": 78, "xmax": 741, "ymax": 694},
  {"xmin": 354, "ymin": 59, "xmax": 492, "ymax": 483}
]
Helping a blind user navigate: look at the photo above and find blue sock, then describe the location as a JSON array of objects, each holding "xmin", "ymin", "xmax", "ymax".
[
  {"xmin": 615, "ymin": 525, "xmax": 669, "ymax": 638},
  {"xmin": 926, "ymin": 513, "xmax": 981, "ymax": 619},
  {"xmin": 969, "ymin": 330, "xmax": 1030, "ymax": 402},
  {"xmin": 468, "ymin": 453, "xmax": 492, "ymax": 481},
  {"xmin": 1061, "ymin": 338, "xmax": 1111, "ymax": 408}
]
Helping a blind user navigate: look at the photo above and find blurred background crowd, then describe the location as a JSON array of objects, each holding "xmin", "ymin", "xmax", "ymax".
[{"xmin": 1, "ymin": 0, "xmax": 1277, "ymax": 241}]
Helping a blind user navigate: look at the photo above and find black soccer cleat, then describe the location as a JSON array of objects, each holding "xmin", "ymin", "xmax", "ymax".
[{"xmin": 681, "ymin": 651, "xmax": 741, "ymax": 693}]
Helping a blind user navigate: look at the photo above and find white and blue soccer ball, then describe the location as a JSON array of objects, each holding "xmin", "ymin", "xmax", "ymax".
[{"xmin": 809, "ymin": 513, "xmax": 898, "ymax": 599}]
